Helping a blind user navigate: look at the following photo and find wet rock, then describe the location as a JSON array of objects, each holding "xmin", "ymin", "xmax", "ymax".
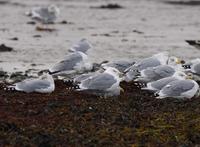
[
  {"xmin": 0, "ymin": 1, "xmax": 9, "ymax": 5},
  {"xmin": 91, "ymin": 3, "xmax": 124, "ymax": 9},
  {"xmin": 9, "ymin": 37, "xmax": 18, "ymax": 41},
  {"xmin": 100, "ymin": 33, "xmax": 112, "ymax": 37},
  {"xmin": 33, "ymin": 35, "xmax": 42, "ymax": 38},
  {"xmin": 59, "ymin": 20, "xmax": 74, "ymax": 25},
  {"xmin": 133, "ymin": 29, "xmax": 144, "ymax": 34},
  {"xmin": 27, "ymin": 21, "xmax": 36, "ymax": 25},
  {"xmin": 164, "ymin": 0, "xmax": 200, "ymax": 6},
  {"xmin": 36, "ymin": 26, "xmax": 56, "ymax": 32},
  {"xmin": 0, "ymin": 44, "xmax": 13, "ymax": 52}
]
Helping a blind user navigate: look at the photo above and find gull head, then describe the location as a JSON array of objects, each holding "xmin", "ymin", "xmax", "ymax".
[
  {"xmin": 48, "ymin": 5, "xmax": 60, "ymax": 16},
  {"xmin": 40, "ymin": 73, "xmax": 54, "ymax": 82},
  {"xmin": 104, "ymin": 67, "xmax": 123, "ymax": 78},
  {"xmin": 168, "ymin": 56, "xmax": 185, "ymax": 65},
  {"xmin": 173, "ymin": 71, "xmax": 187, "ymax": 80}
]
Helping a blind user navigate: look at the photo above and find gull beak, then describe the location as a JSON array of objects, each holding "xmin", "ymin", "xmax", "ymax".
[
  {"xmin": 186, "ymin": 74, "xmax": 193, "ymax": 79},
  {"xmin": 175, "ymin": 58, "xmax": 182, "ymax": 64}
]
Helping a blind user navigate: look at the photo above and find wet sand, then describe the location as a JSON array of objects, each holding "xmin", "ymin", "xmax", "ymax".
[{"xmin": 0, "ymin": 0, "xmax": 200, "ymax": 73}]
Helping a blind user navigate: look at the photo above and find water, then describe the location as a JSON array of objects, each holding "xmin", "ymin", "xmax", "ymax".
[{"xmin": 0, "ymin": 0, "xmax": 200, "ymax": 73}]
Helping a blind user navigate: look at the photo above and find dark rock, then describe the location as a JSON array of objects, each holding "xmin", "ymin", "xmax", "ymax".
[
  {"xmin": 27, "ymin": 21, "xmax": 36, "ymax": 25},
  {"xmin": 33, "ymin": 35, "xmax": 42, "ymax": 38},
  {"xmin": 36, "ymin": 26, "xmax": 56, "ymax": 32},
  {"xmin": 9, "ymin": 37, "xmax": 18, "ymax": 41},
  {"xmin": 0, "ymin": 1, "xmax": 9, "ymax": 5},
  {"xmin": 133, "ymin": 29, "xmax": 144, "ymax": 34},
  {"xmin": 164, "ymin": 1, "xmax": 200, "ymax": 6},
  {"xmin": 91, "ymin": 3, "xmax": 124, "ymax": 9},
  {"xmin": 0, "ymin": 44, "xmax": 13, "ymax": 52}
]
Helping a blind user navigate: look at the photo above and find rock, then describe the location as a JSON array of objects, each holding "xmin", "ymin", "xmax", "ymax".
[
  {"xmin": 91, "ymin": 3, "xmax": 124, "ymax": 9},
  {"xmin": 0, "ymin": 44, "xmax": 13, "ymax": 52},
  {"xmin": 9, "ymin": 37, "xmax": 18, "ymax": 41},
  {"xmin": 36, "ymin": 26, "xmax": 56, "ymax": 32}
]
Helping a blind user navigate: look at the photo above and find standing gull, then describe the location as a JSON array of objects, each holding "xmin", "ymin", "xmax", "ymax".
[
  {"xmin": 26, "ymin": 5, "xmax": 60, "ymax": 24},
  {"xmin": 78, "ymin": 67, "xmax": 123, "ymax": 96},
  {"xmin": 5, "ymin": 73, "xmax": 55, "ymax": 93},
  {"xmin": 157, "ymin": 79, "xmax": 199, "ymax": 99},
  {"xmin": 69, "ymin": 39, "xmax": 92, "ymax": 54},
  {"xmin": 183, "ymin": 58, "xmax": 200, "ymax": 81}
]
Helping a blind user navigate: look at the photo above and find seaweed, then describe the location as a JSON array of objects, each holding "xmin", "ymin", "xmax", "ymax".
[{"xmin": 0, "ymin": 80, "xmax": 200, "ymax": 146}]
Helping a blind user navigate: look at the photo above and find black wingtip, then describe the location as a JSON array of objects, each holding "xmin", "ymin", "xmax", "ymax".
[
  {"xmin": 48, "ymin": 70, "xmax": 61, "ymax": 75},
  {"xmin": 133, "ymin": 81, "xmax": 147, "ymax": 88},
  {"xmin": 186, "ymin": 40, "xmax": 196, "ymax": 45},
  {"xmin": 182, "ymin": 64, "xmax": 191, "ymax": 69},
  {"xmin": 4, "ymin": 87, "xmax": 16, "ymax": 91}
]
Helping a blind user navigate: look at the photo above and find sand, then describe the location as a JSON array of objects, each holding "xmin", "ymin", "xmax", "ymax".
[{"xmin": 0, "ymin": 0, "xmax": 200, "ymax": 74}]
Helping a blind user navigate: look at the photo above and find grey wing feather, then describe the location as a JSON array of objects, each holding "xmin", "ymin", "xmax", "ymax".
[
  {"xmin": 161, "ymin": 80, "xmax": 194, "ymax": 96},
  {"xmin": 81, "ymin": 73, "xmax": 117, "ymax": 90},
  {"xmin": 136, "ymin": 57, "xmax": 161, "ymax": 71},
  {"xmin": 153, "ymin": 66, "xmax": 175, "ymax": 79},
  {"xmin": 49, "ymin": 53, "xmax": 83, "ymax": 73},
  {"xmin": 150, "ymin": 77, "xmax": 177, "ymax": 90},
  {"xmin": 16, "ymin": 79, "xmax": 50, "ymax": 92},
  {"xmin": 193, "ymin": 63, "xmax": 200, "ymax": 75}
]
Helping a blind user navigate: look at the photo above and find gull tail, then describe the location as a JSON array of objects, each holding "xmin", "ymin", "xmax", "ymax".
[
  {"xmin": 133, "ymin": 81, "xmax": 146, "ymax": 88},
  {"xmin": 4, "ymin": 85, "xmax": 16, "ymax": 91},
  {"xmin": 64, "ymin": 80, "xmax": 80, "ymax": 90},
  {"xmin": 182, "ymin": 64, "xmax": 191, "ymax": 69}
]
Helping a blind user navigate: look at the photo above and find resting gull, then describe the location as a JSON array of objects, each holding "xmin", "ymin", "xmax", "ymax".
[
  {"xmin": 78, "ymin": 67, "xmax": 123, "ymax": 96},
  {"xmin": 135, "ymin": 65, "xmax": 180, "ymax": 83},
  {"xmin": 157, "ymin": 79, "xmax": 199, "ymax": 99},
  {"xmin": 124, "ymin": 52, "xmax": 182, "ymax": 82},
  {"xmin": 101, "ymin": 60, "xmax": 135, "ymax": 73},
  {"xmin": 49, "ymin": 51, "xmax": 92, "ymax": 76},
  {"xmin": 142, "ymin": 71, "xmax": 188, "ymax": 92},
  {"xmin": 5, "ymin": 73, "xmax": 55, "ymax": 93},
  {"xmin": 26, "ymin": 5, "xmax": 60, "ymax": 24},
  {"xmin": 69, "ymin": 39, "xmax": 92, "ymax": 54}
]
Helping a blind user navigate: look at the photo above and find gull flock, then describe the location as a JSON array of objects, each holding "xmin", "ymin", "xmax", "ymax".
[
  {"xmin": 5, "ymin": 38, "xmax": 200, "ymax": 99},
  {"xmin": 4, "ymin": 5, "xmax": 200, "ymax": 99}
]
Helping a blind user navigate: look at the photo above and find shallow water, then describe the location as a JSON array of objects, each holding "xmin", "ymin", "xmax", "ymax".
[{"xmin": 0, "ymin": 0, "xmax": 200, "ymax": 73}]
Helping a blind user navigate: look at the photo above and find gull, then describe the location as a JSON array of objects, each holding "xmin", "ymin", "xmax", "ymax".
[
  {"xmin": 101, "ymin": 60, "xmax": 135, "ymax": 73},
  {"xmin": 26, "ymin": 5, "xmax": 60, "ymax": 24},
  {"xmin": 157, "ymin": 79, "xmax": 199, "ymax": 99},
  {"xmin": 5, "ymin": 73, "xmax": 55, "ymax": 93},
  {"xmin": 49, "ymin": 51, "xmax": 92, "ymax": 76},
  {"xmin": 124, "ymin": 52, "xmax": 182, "ymax": 82},
  {"xmin": 135, "ymin": 65, "xmax": 182, "ymax": 83},
  {"xmin": 78, "ymin": 67, "xmax": 123, "ymax": 96},
  {"xmin": 183, "ymin": 58, "xmax": 200, "ymax": 81},
  {"xmin": 142, "ymin": 71, "xmax": 188, "ymax": 92},
  {"xmin": 69, "ymin": 39, "xmax": 92, "ymax": 54},
  {"xmin": 183, "ymin": 58, "xmax": 200, "ymax": 75}
]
